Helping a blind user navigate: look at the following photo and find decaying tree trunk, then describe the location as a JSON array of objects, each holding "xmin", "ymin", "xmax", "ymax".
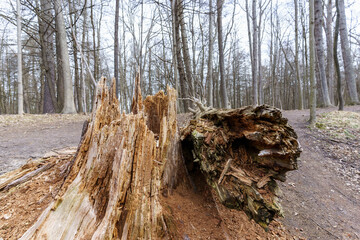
[
  {"xmin": 14, "ymin": 77, "xmax": 182, "ymax": 239},
  {"xmin": 181, "ymin": 105, "xmax": 301, "ymax": 228},
  {"xmin": 0, "ymin": 77, "xmax": 301, "ymax": 239}
]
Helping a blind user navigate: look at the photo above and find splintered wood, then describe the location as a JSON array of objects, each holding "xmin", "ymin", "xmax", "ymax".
[
  {"xmin": 0, "ymin": 77, "xmax": 301, "ymax": 239},
  {"xmin": 9, "ymin": 77, "xmax": 182, "ymax": 239},
  {"xmin": 181, "ymin": 106, "xmax": 301, "ymax": 228}
]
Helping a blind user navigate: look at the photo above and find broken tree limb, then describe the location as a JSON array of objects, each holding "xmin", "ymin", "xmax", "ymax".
[{"xmin": 180, "ymin": 105, "xmax": 301, "ymax": 228}]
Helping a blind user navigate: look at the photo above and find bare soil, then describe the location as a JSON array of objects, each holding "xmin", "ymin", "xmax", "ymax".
[
  {"xmin": 0, "ymin": 106, "xmax": 360, "ymax": 239},
  {"xmin": 280, "ymin": 105, "xmax": 360, "ymax": 239},
  {"xmin": 0, "ymin": 114, "xmax": 87, "ymax": 175}
]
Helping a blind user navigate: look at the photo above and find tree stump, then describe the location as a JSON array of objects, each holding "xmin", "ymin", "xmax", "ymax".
[
  {"xmin": 0, "ymin": 77, "xmax": 301, "ymax": 239},
  {"xmin": 15, "ymin": 77, "xmax": 182, "ymax": 239}
]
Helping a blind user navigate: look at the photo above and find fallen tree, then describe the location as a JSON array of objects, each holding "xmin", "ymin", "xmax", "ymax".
[
  {"xmin": 0, "ymin": 77, "xmax": 301, "ymax": 239},
  {"xmin": 181, "ymin": 105, "xmax": 301, "ymax": 228}
]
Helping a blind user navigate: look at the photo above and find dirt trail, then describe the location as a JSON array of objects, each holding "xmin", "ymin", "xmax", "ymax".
[
  {"xmin": 0, "ymin": 107, "xmax": 359, "ymax": 239},
  {"xmin": 0, "ymin": 114, "xmax": 87, "ymax": 175},
  {"xmin": 280, "ymin": 105, "xmax": 360, "ymax": 239}
]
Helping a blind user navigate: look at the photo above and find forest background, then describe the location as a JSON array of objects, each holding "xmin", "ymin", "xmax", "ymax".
[{"xmin": 0, "ymin": 0, "xmax": 360, "ymax": 116}]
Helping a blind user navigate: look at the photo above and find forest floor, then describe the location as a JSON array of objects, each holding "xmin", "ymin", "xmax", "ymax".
[
  {"xmin": 279, "ymin": 105, "xmax": 360, "ymax": 239},
  {"xmin": 0, "ymin": 114, "xmax": 87, "ymax": 175},
  {"xmin": 0, "ymin": 106, "xmax": 359, "ymax": 239}
]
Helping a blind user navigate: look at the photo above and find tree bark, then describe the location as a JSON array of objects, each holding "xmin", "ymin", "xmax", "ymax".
[
  {"xmin": 170, "ymin": 0, "xmax": 180, "ymax": 111},
  {"xmin": 334, "ymin": 0, "xmax": 344, "ymax": 110},
  {"xmin": 309, "ymin": 0, "xmax": 317, "ymax": 126},
  {"xmin": 55, "ymin": 22, "xmax": 64, "ymax": 111},
  {"xmin": 252, "ymin": 0, "xmax": 258, "ymax": 105},
  {"xmin": 16, "ymin": 0, "xmax": 24, "ymax": 115},
  {"xmin": 206, "ymin": 0, "xmax": 214, "ymax": 108},
  {"xmin": 338, "ymin": 0, "xmax": 359, "ymax": 104},
  {"xmin": 178, "ymin": 0, "xmax": 195, "ymax": 99},
  {"xmin": 217, "ymin": 0, "xmax": 228, "ymax": 109},
  {"xmin": 114, "ymin": 0, "xmax": 120, "ymax": 99},
  {"xmin": 314, "ymin": 0, "xmax": 332, "ymax": 107},
  {"xmin": 294, "ymin": 0, "xmax": 303, "ymax": 110},
  {"xmin": 173, "ymin": 0, "xmax": 189, "ymax": 111},
  {"xmin": 81, "ymin": 1, "xmax": 88, "ymax": 113},
  {"xmin": 68, "ymin": 0, "xmax": 83, "ymax": 113},
  {"xmin": 38, "ymin": 0, "xmax": 58, "ymax": 113},
  {"xmin": 90, "ymin": 0, "xmax": 97, "ymax": 83},
  {"xmin": 54, "ymin": 0, "xmax": 76, "ymax": 113},
  {"xmin": 325, "ymin": 0, "xmax": 335, "ymax": 104}
]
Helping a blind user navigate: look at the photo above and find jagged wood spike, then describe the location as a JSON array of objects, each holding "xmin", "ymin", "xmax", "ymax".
[{"xmin": 18, "ymin": 78, "xmax": 182, "ymax": 239}]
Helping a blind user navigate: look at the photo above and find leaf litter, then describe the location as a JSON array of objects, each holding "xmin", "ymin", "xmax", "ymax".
[{"xmin": 315, "ymin": 110, "xmax": 360, "ymax": 193}]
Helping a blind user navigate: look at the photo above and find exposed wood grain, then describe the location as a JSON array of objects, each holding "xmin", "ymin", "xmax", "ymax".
[
  {"xmin": 19, "ymin": 78, "xmax": 182, "ymax": 239},
  {"xmin": 181, "ymin": 105, "xmax": 301, "ymax": 228}
]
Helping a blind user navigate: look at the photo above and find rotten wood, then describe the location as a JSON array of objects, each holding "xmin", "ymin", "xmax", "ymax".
[
  {"xmin": 180, "ymin": 105, "xmax": 301, "ymax": 228},
  {"xmin": 16, "ymin": 77, "xmax": 182, "ymax": 239},
  {"xmin": 0, "ymin": 77, "xmax": 301, "ymax": 238}
]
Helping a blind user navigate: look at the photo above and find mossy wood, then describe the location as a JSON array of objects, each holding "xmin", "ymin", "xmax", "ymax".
[{"xmin": 0, "ymin": 77, "xmax": 300, "ymax": 239}]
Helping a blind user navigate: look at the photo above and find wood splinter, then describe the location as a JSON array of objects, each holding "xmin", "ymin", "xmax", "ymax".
[{"xmin": 218, "ymin": 159, "xmax": 233, "ymax": 185}]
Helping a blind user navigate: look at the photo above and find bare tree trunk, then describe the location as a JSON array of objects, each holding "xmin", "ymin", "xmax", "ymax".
[
  {"xmin": 68, "ymin": 0, "xmax": 83, "ymax": 113},
  {"xmin": 338, "ymin": 0, "xmax": 359, "ymax": 104},
  {"xmin": 148, "ymin": 47, "xmax": 152, "ymax": 95},
  {"xmin": 56, "ymin": 25, "xmax": 64, "ymax": 111},
  {"xmin": 173, "ymin": 0, "xmax": 189, "ymax": 111},
  {"xmin": 178, "ymin": 0, "xmax": 195, "ymax": 98},
  {"xmin": 81, "ymin": 1, "xmax": 88, "ymax": 113},
  {"xmin": 90, "ymin": 0, "xmax": 98, "ymax": 82},
  {"xmin": 314, "ymin": 0, "xmax": 332, "ymax": 107},
  {"xmin": 252, "ymin": 0, "xmax": 258, "ymax": 105},
  {"xmin": 301, "ymin": 2, "xmax": 309, "ymax": 109},
  {"xmin": 121, "ymin": 0, "xmax": 129, "ymax": 112},
  {"xmin": 16, "ymin": 0, "xmax": 23, "ymax": 115},
  {"xmin": 96, "ymin": 3, "xmax": 103, "ymax": 86},
  {"xmin": 170, "ymin": 0, "xmax": 180, "ymax": 111},
  {"xmin": 139, "ymin": 0, "xmax": 144, "ymax": 85},
  {"xmin": 257, "ymin": 0, "xmax": 269, "ymax": 105},
  {"xmin": 114, "ymin": 0, "xmax": 120, "ymax": 99},
  {"xmin": 245, "ymin": 0, "xmax": 253, "ymax": 68},
  {"xmin": 38, "ymin": 0, "xmax": 58, "ymax": 113},
  {"xmin": 334, "ymin": 0, "xmax": 344, "ymax": 110},
  {"xmin": 206, "ymin": 0, "xmax": 213, "ymax": 107},
  {"xmin": 309, "ymin": 0, "xmax": 317, "ymax": 126},
  {"xmin": 217, "ymin": 0, "xmax": 228, "ymax": 108},
  {"xmin": 54, "ymin": 0, "xmax": 76, "ymax": 113},
  {"xmin": 325, "ymin": 0, "xmax": 335, "ymax": 104},
  {"xmin": 294, "ymin": 0, "xmax": 303, "ymax": 110}
]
